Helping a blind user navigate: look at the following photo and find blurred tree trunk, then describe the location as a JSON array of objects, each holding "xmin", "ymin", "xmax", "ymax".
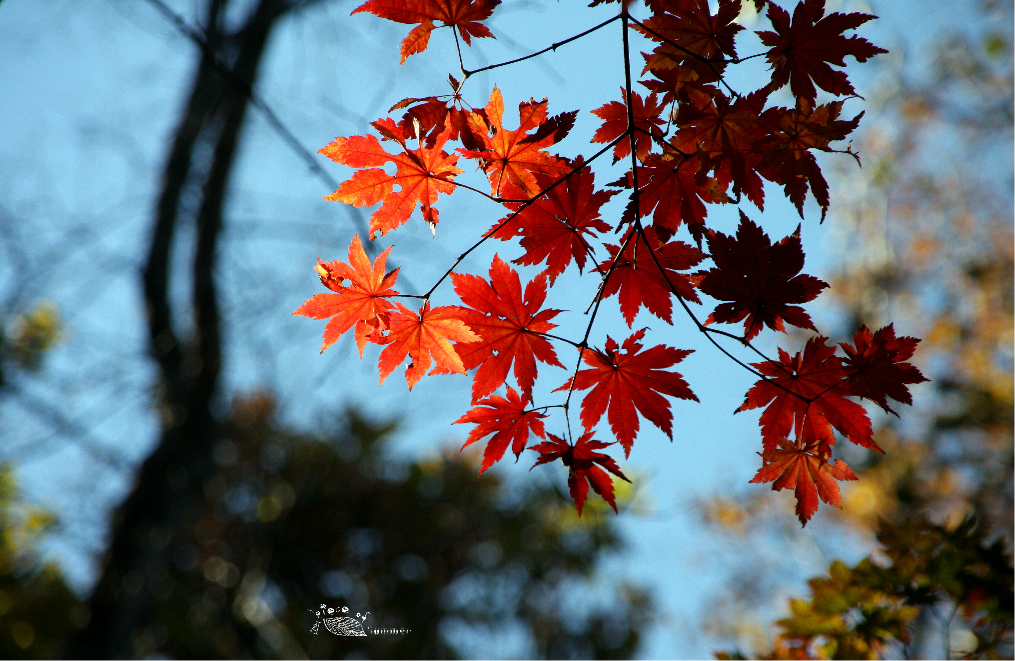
[{"xmin": 68, "ymin": 1, "xmax": 313, "ymax": 655}]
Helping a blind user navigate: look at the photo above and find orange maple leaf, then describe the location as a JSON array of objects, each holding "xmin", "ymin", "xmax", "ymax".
[
  {"xmin": 292, "ymin": 234, "xmax": 399, "ymax": 355},
  {"xmin": 353, "ymin": 0, "xmax": 500, "ymax": 63},
  {"xmin": 458, "ymin": 86, "xmax": 575, "ymax": 199},
  {"xmin": 320, "ymin": 123, "xmax": 463, "ymax": 239},
  {"xmin": 378, "ymin": 301, "xmax": 479, "ymax": 389}
]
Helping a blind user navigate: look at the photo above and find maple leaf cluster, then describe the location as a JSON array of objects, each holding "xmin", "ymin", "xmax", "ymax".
[{"xmin": 294, "ymin": 0, "xmax": 926, "ymax": 523}]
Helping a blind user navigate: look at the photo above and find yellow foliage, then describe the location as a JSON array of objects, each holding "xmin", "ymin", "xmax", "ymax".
[{"xmin": 4, "ymin": 302, "xmax": 61, "ymax": 370}]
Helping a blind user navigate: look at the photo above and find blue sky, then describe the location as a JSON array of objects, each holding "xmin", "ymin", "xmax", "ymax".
[{"xmin": 0, "ymin": 0, "xmax": 988, "ymax": 656}]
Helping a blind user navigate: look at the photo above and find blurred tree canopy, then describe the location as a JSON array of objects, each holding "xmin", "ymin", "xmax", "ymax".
[
  {"xmin": 144, "ymin": 392, "xmax": 649, "ymax": 659},
  {"xmin": 702, "ymin": 3, "xmax": 1013, "ymax": 658},
  {"xmin": 0, "ymin": 302, "xmax": 61, "ymax": 388},
  {"xmin": 2, "ymin": 393, "xmax": 650, "ymax": 658},
  {"xmin": 0, "ymin": 464, "xmax": 80, "ymax": 659},
  {"xmin": 716, "ymin": 515, "xmax": 1012, "ymax": 660},
  {"xmin": 0, "ymin": 305, "xmax": 79, "ymax": 657}
]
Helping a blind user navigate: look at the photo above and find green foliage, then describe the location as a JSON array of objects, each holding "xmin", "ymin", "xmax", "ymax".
[
  {"xmin": 0, "ymin": 381, "xmax": 647, "ymax": 658},
  {"xmin": 717, "ymin": 516, "xmax": 1013, "ymax": 660},
  {"xmin": 0, "ymin": 302, "xmax": 78, "ymax": 656},
  {"xmin": 0, "ymin": 465, "xmax": 81, "ymax": 658},
  {"xmin": 0, "ymin": 301, "xmax": 61, "ymax": 387}
]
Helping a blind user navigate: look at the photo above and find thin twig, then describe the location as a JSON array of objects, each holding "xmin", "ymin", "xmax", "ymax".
[
  {"xmin": 463, "ymin": 14, "xmax": 622, "ymax": 77},
  {"xmin": 419, "ymin": 136, "xmax": 625, "ymax": 299}
]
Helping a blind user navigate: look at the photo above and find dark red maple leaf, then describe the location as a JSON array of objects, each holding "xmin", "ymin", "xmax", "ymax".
[
  {"xmin": 353, "ymin": 0, "xmax": 501, "ymax": 63},
  {"xmin": 670, "ymin": 87, "xmax": 769, "ymax": 210},
  {"xmin": 611, "ymin": 154, "xmax": 725, "ymax": 245},
  {"xmin": 670, "ymin": 88, "xmax": 765, "ymax": 157},
  {"xmin": 292, "ymin": 234, "xmax": 399, "ymax": 355},
  {"xmin": 738, "ymin": 335, "xmax": 878, "ymax": 452},
  {"xmin": 458, "ymin": 86, "xmax": 575, "ymax": 199},
  {"xmin": 750, "ymin": 431, "xmax": 857, "ymax": 525},
  {"xmin": 451, "ymin": 255, "xmax": 564, "ymax": 401},
  {"xmin": 555, "ymin": 329, "xmax": 698, "ymax": 457},
  {"xmin": 530, "ymin": 431, "xmax": 630, "ymax": 515},
  {"xmin": 389, "ymin": 96, "xmax": 450, "ymax": 138},
  {"xmin": 455, "ymin": 386, "xmax": 547, "ymax": 474},
  {"xmin": 639, "ymin": 0, "xmax": 743, "ymax": 68},
  {"xmin": 837, "ymin": 324, "xmax": 928, "ymax": 414},
  {"xmin": 489, "ymin": 165, "xmax": 615, "ymax": 284},
  {"xmin": 591, "ymin": 88, "xmax": 667, "ymax": 163},
  {"xmin": 757, "ymin": 0, "xmax": 888, "ymax": 102},
  {"xmin": 639, "ymin": 55, "xmax": 724, "ymax": 105},
  {"xmin": 697, "ymin": 211, "xmax": 828, "ymax": 341},
  {"xmin": 759, "ymin": 99, "xmax": 862, "ymax": 219},
  {"xmin": 600, "ymin": 232, "xmax": 705, "ymax": 327}
]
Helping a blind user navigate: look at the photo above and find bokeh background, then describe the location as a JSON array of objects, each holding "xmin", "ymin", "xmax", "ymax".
[{"xmin": 0, "ymin": 0, "xmax": 1010, "ymax": 657}]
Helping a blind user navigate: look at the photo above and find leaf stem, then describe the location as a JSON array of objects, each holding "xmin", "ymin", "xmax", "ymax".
[{"xmin": 538, "ymin": 331, "xmax": 583, "ymax": 349}]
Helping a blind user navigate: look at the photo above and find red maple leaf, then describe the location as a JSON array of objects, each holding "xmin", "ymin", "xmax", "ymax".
[
  {"xmin": 489, "ymin": 165, "xmax": 615, "ymax": 283},
  {"xmin": 757, "ymin": 0, "xmax": 887, "ymax": 102},
  {"xmin": 292, "ymin": 234, "xmax": 400, "ymax": 355},
  {"xmin": 837, "ymin": 324, "xmax": 928, "ymax": 414},
  {"xmin": 738, "ymin": 335, "xmax": 878, "ymax": 452},
  {"xmin": 305, "ymin": 0, "xmax": 904, "ymax": 527},
  {"xmin": 451, "ymin": 255, "xmax": 564, "ymax": 401},
  {"xmin": 600, "ymin": 232, "xmax": 705, "ymax": 327},
  {"xmin": 611, "ymin": 154, "xmax": 725, "ymax": 245},
  {"xmin": 353, "ymin": 0, "xmax": 501, "ymax": 63},
  {"xmin": 669, "ymin": 87, "xmax": 766, "ymax": 159},
  {"xmin": 389, "ymin": 95, "xmax": 451, "ymax": 131},
  {"xmin": 458, "ymin": 86, "xmax": 575, "ymax": 199},
  {"xmin": 591, "ymin": 88, "xmax": 667, "ymax": 163},
  {"xmin": 388, "ymin": 75, "xmax": 492, "ymax": 150},
  {"xmin": 697, "ymin": 211, "xmax": 828, "ymax": 341},
  {"xmin": 320, "ymin": 122, "xmax": 463, "ymax": 239},
  {"xmin": 555, "ymin": 329, "xmax": 698, "ymax": 456},
  {"xmin": 670, "ymin": 87, "xmax": 769, "ymax": 210},
  {"xmin": 750, "ymin": 431, "xmax": 857, "ymax": 525},
  {"xmin": 455, "ymin": 386, "xmax": 547, "ymax": 474},
  {"xmin": 377, "ymin": 301, "xmax": 479, "ymax": 389},
  {"xmin": 530, "ymin": 431, "xmax": 630, "ymax": 515}
]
